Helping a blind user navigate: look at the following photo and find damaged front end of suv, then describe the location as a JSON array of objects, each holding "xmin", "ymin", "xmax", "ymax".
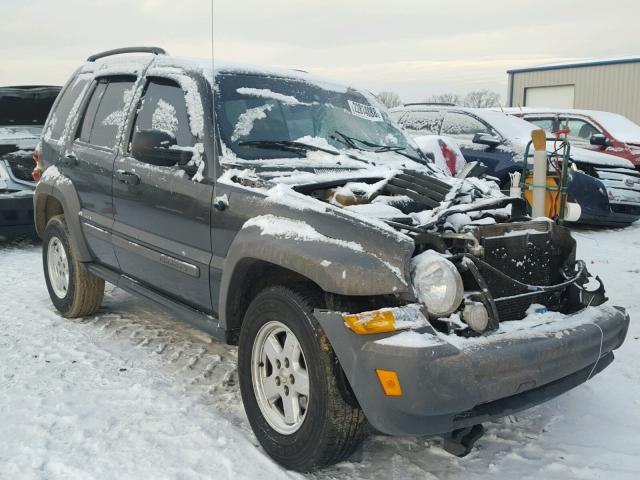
[
  {"xmin": 291, "ymin": 169, "xmax": 627, "ymax": 441},
  {"xmin": 214, "ymin": 68, "xmax": 629, "ymax": 447}
]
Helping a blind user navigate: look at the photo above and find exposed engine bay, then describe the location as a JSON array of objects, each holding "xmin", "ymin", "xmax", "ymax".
[{"xmin": 284, "ymin": 168, "xmax": 609, "ymax": 335}]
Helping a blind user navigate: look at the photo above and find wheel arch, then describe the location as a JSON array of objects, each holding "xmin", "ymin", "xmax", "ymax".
[
  {"xmin": 34, "ymin": 178, "xmax": 92, "ymax": 261},
  {"xmin": 222, "ymin": 258, "xmax": 324, "ymax": 344}
]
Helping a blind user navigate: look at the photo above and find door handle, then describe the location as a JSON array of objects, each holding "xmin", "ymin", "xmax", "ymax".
[
  {"xmin": 115, "ymin": 169, "xmax": 140, "ymax": 185},
  {"xmin": 60, "ymin": 153, "xmax": 77, "ymax": 167}
]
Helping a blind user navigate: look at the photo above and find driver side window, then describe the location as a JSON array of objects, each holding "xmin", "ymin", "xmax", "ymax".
[
  {"xmin": 131, "ymin": 78, "xmax": 195, "ymax": 153},
  {"xmin": 441, "ymin": 112, "xmax": 494, "ymax": 140},
  {"xmin": 564, "ymin": 118, "xmax": 600, "ymax": 142}
]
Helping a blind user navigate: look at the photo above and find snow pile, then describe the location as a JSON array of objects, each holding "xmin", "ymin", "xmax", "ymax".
[{"xmin": 0, "ymin": 247, "xmax": 293, "ymax": 480}]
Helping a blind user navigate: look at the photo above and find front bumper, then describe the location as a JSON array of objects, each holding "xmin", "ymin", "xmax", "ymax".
[
  {"xmin": 316, "ymin": 304, "xmax": 629, "ymax": 436},
  {"xmin": 568, "ymin": 168, "xmax": 640, "ymax": 226},
  {"xmin": 567, "ymin": 172, "xmax": 640, "ymax": 226},
  {"xmin": 0, "ymin": 191, "xmax": 36, "ymax": 236}
]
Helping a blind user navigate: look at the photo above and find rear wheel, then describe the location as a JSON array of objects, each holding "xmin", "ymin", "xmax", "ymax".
[
  {"xmin": 42, "ymin": 215, "xmax": 104, "ymax": 317},
  {"xmin": 238, "ymin": 286, "xmax": 367, "ymax": 471}
]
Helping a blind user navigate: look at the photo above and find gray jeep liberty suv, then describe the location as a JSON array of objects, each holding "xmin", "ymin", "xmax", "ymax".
[{"xmin": 34, "ymin": 47, "xmax": 630, "ymax": 471}]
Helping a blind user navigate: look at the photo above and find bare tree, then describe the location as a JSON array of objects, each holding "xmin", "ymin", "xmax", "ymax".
[
  {"xmin": 377, "ymin": 91, "xmax": 403, "ymax": 109},
  {"xmin": 424, "ymin": 92, "xmax": 461, "ymax": 105},
  {"xmin": 463, "ymin": 89, "xmax": 501, "ymax": 108}
]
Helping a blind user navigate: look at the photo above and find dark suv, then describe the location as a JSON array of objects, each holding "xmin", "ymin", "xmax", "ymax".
[
  {"xmin": 34, "ymin": 47, "xmax": 629, "ymax": 471},
  {"xmin": 0, "ymin": 85, "xmax": 60, "ymax": 236}
]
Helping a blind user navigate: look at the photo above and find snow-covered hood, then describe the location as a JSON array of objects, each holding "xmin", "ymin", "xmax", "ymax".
[
  {"xmin": 569, "ymin": 146, "xmax": 634, "ymax": 168},
  {"xmin": 221, "ymin": 145, "xmax": 512, "ymax": 238},
  {"xmin": 509, "ymin": 136, "xmax": 634, "ymax": 168}
]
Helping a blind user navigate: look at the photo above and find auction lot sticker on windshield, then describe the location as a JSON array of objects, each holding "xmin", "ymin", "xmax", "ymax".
[{"xmin": 348, "ymin": 100, "xmax": 383, "ymax": 122}]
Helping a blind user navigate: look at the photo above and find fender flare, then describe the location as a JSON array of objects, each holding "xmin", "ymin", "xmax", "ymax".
[
  {"xmin": 34, "ymin": 176, "xmax": 93, "ymax": 262},
  {"xmin": 217, "ymin": 224, "xmax": 411, "ymax": 331}
]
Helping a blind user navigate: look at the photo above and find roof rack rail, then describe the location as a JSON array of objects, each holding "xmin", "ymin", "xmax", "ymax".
[
  {"xmin": 87, "ymin": 47, "xmax": 168, "ymax": 62},
  {"xmin": 404, "ymin": 102, "xmax": 457, "ymax": 107}
]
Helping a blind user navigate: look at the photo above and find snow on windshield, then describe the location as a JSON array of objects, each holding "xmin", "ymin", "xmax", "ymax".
[
  {"xmin": 231, "ymin": 104, "xmax": 273, "ymax": 142},
  {"xmin": 216, "ymin": 73, "xmax": 419, "ymax": 163},
  {"xmin": 236, "ymin": 88, "xmax": 304, "ymax": 106}
]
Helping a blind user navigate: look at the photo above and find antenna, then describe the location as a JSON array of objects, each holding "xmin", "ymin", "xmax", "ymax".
[{"xmin": 210, "ymin": 0, "xmax": 218, "ymax": 172}]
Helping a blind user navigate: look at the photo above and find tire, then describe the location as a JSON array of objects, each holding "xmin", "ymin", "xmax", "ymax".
[
  {"xmin": 238, "ymin": 286, "xmax": 367, "ymax": 471},
  {"xmin": 42, "ymin": 214, "xmax": 104, "ymax": 317}
]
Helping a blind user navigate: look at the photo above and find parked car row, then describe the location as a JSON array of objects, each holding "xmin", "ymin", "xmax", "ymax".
[
  {"xmin": 390, "ymin": 104, "xmax": 640, "ymax": 226},
  {"xmin": 29, "ymin": 47, "xmax": 630, "ymax": 471},
  {"xmin": 507, "ymin": 107, "xmax": 640, "ymax": 167},
  {"xmin": 0, "ymin": 85, "xmax": 61, "ymax": 237}
]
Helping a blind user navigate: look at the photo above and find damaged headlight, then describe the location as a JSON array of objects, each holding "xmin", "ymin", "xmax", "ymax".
[{"xmin": 412, "ymin": 252, "xmax": 464, "ymax": 317}]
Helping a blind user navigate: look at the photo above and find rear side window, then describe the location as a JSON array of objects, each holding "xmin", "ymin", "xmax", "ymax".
[
  {"xmin": 131, "ymin": 78, "xmax": 194, "ymax": 147},
  {"xmin": 400, "ymin": 111, "xmax": 441, "ymax": 134},
  {"xmin": 77, "ymin": 76, "xmax": 136, "ymax": 149},
  {"xmin": 78, "ymin": 82, "xmax": 107, "ymax": 143},
  {"xmin": 48, "ymin": 77, "xmax": 90, "ymax": 140},
  {"xmin": 527, "ymin": 117, "xmax": 557, "ymax": 133}
]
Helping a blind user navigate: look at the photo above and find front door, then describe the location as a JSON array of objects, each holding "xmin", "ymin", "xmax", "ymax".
[
  {"xmin": 111, "ymin": 76, "xmax": 214, "ymax": 312},
  {"xmin": 441, "ymin": 111, "xmax": 517, "ymax": 185}
]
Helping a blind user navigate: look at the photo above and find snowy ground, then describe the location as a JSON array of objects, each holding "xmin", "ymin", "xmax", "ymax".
[{"xmin": 0, "ymin": 226, "xmax": 639, "ymax": 480}]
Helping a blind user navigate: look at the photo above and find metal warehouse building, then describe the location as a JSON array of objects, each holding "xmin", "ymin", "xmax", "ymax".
[{"xmin": 507, "ymin": 56, "xmax": 640, "ymax": 123}]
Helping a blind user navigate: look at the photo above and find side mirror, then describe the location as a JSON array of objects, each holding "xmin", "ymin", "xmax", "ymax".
[
  {"xmin": 131, "ymin": 130, "xmax": 193, "ymax": 167},
  {"xmin": 472, "ymin": 132, "xmax": 502, "ymax": 148},
  {"xmin": 590, "ymin": 134, "xmax": 612, "ymax": 147}
]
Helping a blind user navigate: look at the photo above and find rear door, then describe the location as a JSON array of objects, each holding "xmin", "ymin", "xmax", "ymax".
[
  {"xmin": 111, "ymin": 76, "xmax": 214, "ymax": 312},
  {"xmin": 66, "ymin": 75, "xmax": 137, "ymax": 269}
]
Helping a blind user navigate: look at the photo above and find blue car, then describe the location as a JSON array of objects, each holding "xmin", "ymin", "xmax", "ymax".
[{"xmin": 391, "ymin": 105, "xmax": 640, "ymax": 227}]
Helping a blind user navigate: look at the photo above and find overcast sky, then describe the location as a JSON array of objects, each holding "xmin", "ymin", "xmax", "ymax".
[{"xmin": 2, "ymin": 0, "xmax": 638, "ymax": 104}]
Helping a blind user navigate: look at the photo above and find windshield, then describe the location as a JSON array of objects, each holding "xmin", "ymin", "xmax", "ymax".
[{"xmin": 215, "ymin": 73, "xmax": 420, "ymax": 161}]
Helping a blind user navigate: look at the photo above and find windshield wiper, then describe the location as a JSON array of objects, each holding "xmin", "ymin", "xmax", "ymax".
[
  {"xmin": 332, "ymin": 130, "xmax": 430, "ymax": 166},
  {"xmin": 239, "ymin": 138, "xmax": 379, "ymax": 167},
  {"xmin": 238, "ymin": 139, "xmax": 339, "ymax": 156}
]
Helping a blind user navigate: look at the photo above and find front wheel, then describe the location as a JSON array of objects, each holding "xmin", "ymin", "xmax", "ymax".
[
  {"xmin": 238, "ymin": 286, "xmax": 367, "ymax": 471},
  {"xmin": 42, "ymin": 215, "xmax": 105, "ymax": 317}
]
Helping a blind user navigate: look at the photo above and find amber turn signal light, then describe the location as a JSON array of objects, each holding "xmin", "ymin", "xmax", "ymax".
[
  {"xmin": 342, "ymin": 310, "xmax": 396, "ymax": 335},
  {"xmin": 375, "ymin": 369, "xmax": 402, "ymax": 397}
]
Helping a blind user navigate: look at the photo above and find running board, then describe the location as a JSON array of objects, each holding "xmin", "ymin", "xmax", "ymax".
[{"xmin": 85, "ymin": 263, "xmax": 228, "ymax": 342}]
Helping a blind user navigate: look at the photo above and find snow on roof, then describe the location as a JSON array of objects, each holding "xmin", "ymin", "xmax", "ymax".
[
  {"xmin": 396, "ymin": 104, "xmax": 538, "ymax": 143},
  {"xmin": 78, "ymin": 53, "xmax": 353, "ymax": 96},
  {"xmin": 502, "ymin": 107, "xmax": 640, "ymax": 144},
  {"xmin": 507, "ymin": 55, "xmax": 640, "ymax": 74}
]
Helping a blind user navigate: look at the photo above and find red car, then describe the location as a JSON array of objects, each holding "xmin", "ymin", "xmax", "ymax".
[{"xmin": 505, "ymin": 108, "xmax": 640, "ymax": 169}]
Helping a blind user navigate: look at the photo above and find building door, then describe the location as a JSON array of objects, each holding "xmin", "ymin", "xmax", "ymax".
[{"xmin": 524, "ymin": 85, "xmax": 575, "ymax": 108}]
